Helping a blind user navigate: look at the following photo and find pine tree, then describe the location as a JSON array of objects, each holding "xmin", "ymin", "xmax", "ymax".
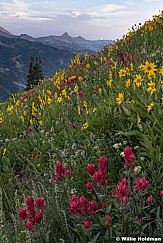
[
  {"xmin": 34, "ymin": 58, "xmax": 44, "ymax": 85},
  {"xmin": 26, "ymin": 57, "xmax": 44, "ymax": 90},
  {"xmin": 26, "ymin": 57, "xmax": 34, "ymax": 89}
]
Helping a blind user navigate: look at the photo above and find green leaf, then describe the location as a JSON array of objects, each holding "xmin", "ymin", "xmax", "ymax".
[
  {"xmin": 155, "ymin": 146, "xmax": 161, "ymax": 165},
  {"xmin": 127, "ymin": 117, "xmax": 136, "ymax": 123},
  {"xmin": 70, "ymin": 225, "xmax": 87, "ymax": 243},
  {"xmin": 141, "ymin": 222, "xmax": 150, "ymax": 231},
  {"xmin": 141, "ymin": 135, "xmax": 154, "ymax": 151},
  {"xmin": 122, "ymin": 106, "xmax": 131, "ymax": 116},
  {"xmin": 130, "ymin": 105, "xmax": 151, "ymax": 119},
  {"xmin": 149, "ymin": 127, "xmax": 156, "ymax": 145},
  {"xmin": 159, "ymin": 131, "xmax": 163, "ymax": 145},
  {"xmin": 122, "ymin": 130, "xmax": 142, "ymax": 137},
  {"xmin": 153, "ymin": 126, "xmax": 162, "ymax": 134},
  {"xmin": 1, "ymin": 156, "xmax": 12, "ymax": 175},
  {"xmin": 89, "ymin": 231, "xmax": 101, "ymax": 243}
]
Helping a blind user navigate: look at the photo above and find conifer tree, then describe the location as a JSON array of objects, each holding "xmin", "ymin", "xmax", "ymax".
[
  {"xmin": 34, "ymin": 58, "xmax": 44, "ymax": 85},
  {"xmin": 26, "ymin": 57, "xmax": 44, "ymax": 90}
]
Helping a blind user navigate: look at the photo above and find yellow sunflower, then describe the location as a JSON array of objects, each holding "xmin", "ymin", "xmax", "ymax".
[
  {"xmin": 159, "ymin": 66, "xmax": 163, "ymax": 76},
  {"xmin": 141, "ymin": 61, "xmax": 157, "ymax": 76},
  {"xmin": 134, "ymin": 74, "xmax": 143, "ymax": 87},
  {"xmin": 116, "ymin": 93, "xmax": 124, "ymax": 105},
  {"xmin": 147, "ymin": 102, "xmax": 154, "ymax": 112},
  {"xmin": 147, "ymin": 81, "xmax": 156, "ymax": 94}
]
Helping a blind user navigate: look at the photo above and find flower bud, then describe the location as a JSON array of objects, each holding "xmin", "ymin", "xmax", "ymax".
[
  {"xmin": 36, "ymin": 197, "xmax": 45, "ymax": 208},
  {"xmin": 18, "ymin": 208, "xmax": 27, "ymax": 220},
  {"xmin": 25, "ymin": 221, "xmax": 34, "ymax": 231},
  {"xmin": 160, "ymin": 190, "xmax": 163, "ymax": 197},
  {"xmin": 106, "ymin": 215, "xmax": 113, "ymax": 224},
  {"xmin": 83, "ymin": 220, "xmax": 92, "ymax": 228},
  {"xmin": 34, "ymin": 211, "xmax": 42, "ymax": 224},
  {"xmin": 26, "ymin": 196, "xmax": 34, "ymax": 209},
  {"xmin": 87, "ymin": 163, "xmax": 95, "ymax": 175},
  {"xmin": 85, "ymin": 182, "xmax": 93, "ymax": 191},
  {"xmin": 135, "ymin": 216, "xmax": 140, "ymax": 222},
  {"xmin": 93, "ymin": 171, "xmax": 103, "ymax": 183},
  {"xmin": 90, "ymin": 200, "xmax": 98, "ymax": 212},
  {"xmin": 147, "ymin": 195, "xmax": 153, "ymax": 203}
]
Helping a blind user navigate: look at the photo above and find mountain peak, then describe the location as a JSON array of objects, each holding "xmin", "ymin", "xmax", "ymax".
[
  {"xmin": 19, "ymin": 34, "xmax": 34, "ymax": 41},
  {"xmin": 61, "ymin": 32, "xmax": 70, "ymax": 38},
  {"xmin": 76, "ymin": 35, "xmax": 85, "ymax": 41}
]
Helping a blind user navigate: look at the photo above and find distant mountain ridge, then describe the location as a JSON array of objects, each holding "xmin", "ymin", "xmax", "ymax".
[
  {"xmin": 0, "ymin": 26, "xmax": 112, "ymax": 102},
  {"xmin": 17, "ymin": 31, "xmax": 112, "ymax": 53},
  {"xmin": 0, "ymin": 27, "xmax": 112, "ymax": 53}
]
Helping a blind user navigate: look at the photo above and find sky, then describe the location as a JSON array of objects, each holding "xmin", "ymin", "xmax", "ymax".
[{"xmin": 0, "ymin": 0, "xmax": 162, "ymax": 40}]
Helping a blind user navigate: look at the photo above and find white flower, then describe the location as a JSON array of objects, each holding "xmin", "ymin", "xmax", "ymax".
[
  {"xmin": 81, "ymin": 150, "xmax": 85, "ymax": 157},
  {"xmin": 120, "ymin": 151, "xmax": 125, "ymax": 157},
  {"xmin": 72, "ymin": 143, "xmax": 77, "ymax": 150},
  {"xmin": 134, "ymin": 166, "xmax": 142, "ymax": 174},
  {"xmin": 115, "ymin": 131, "xmax": 123, "ymax": 135},
  {"xmin": 5, "ymin": 138, "xmax": 10, "ymax": 143},
  {"xmin": 59, "ymin": 239, "xmax": 65, "ymax": 243},
  {"xmin": 75, "ymin": 151, "xmax": 79, "ymax": 157},
  {"xmin": 71, "ymin": 155, "xmax": 75, "ymax": 160},
  {"xmin": 62, "ymin": 149, "xmax": 68, "ymax": 156},
  {"xmin": 70, "ymin": 188, "xmax": 77, "ymax": 194},
  {"xmin": 71, "ymin": 161, "xmax": 76, "ymax": 166},
  {"xmin": 113, "ymin": 143, "xmax": 121, "ymax": 149},
  {"xmin": 134, "ymin": 146, "xmax": 140, "ymax": 149},
  {"xmin": 113, "ymin": 144, "xmax": 117, "ymax": 149}
]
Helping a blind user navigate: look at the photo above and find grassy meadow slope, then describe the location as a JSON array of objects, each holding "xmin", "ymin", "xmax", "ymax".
[{"xmin": 0, "ymin": 11, "xmax": 163, "ymax": 242}]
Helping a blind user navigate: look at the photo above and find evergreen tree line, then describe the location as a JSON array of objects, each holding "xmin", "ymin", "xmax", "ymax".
[{"xmin": 26, "ymin": 57, "xmax": 44, "ymax": 90}]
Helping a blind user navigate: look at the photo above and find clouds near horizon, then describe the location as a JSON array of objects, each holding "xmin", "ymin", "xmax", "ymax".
[{"xmin": 0, "ymin": 0, "xmax": 162, "ymax": 39}]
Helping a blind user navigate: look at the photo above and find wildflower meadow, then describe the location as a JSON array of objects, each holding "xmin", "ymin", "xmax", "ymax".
[{"xmin": 0, "ymin": 11, "xmax": 163, "ymax": 243}]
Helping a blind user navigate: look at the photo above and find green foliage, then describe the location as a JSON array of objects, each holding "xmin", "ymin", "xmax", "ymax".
[
  {"xmin": 26, "ymin": 57, "xmax": 44, "ymax": 90},
  {"xmin": 0, "ymin": 10, "xmax": 163, "ymax": 242}
]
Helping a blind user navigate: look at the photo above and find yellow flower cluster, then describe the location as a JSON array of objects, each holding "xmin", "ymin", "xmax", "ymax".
[
  {"xmin": 70, "ymin": 54, "xmax": 81, "ymax": 66},
  {"xmin": 81, "ymin": 122, "xmax": 89, "ymax": 130}
]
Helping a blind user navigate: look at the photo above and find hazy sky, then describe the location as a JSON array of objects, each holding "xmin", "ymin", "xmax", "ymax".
[{"xmin": 0, "ymin": 0, "xmax": 162, "ymax": 40}]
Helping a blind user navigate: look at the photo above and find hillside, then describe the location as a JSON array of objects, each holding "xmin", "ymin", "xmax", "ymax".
[
  {"xmin": 0, "ymin": 27, "xmax": 112, "ymax": 102},
  {"xmin": 0, "ymin": 10, "xmax": 163, "ymax": 243},
  {"xmin": 0, "ymin": 35, "xmax": 75, "ymax": 102}
]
